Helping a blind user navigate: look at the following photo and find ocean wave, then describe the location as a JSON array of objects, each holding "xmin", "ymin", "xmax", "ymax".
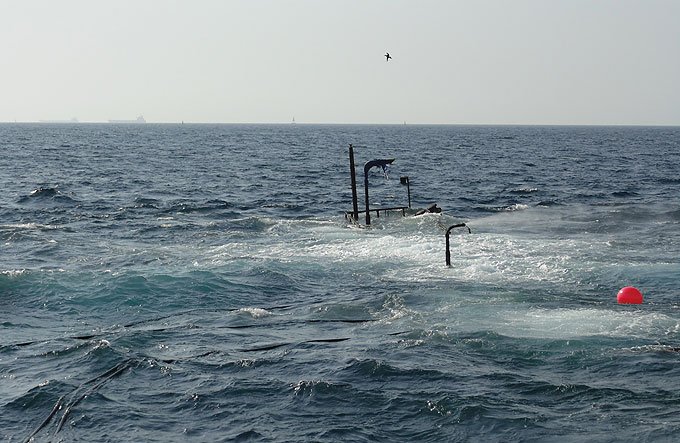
[
  {"xmin": 611, "ymin": 190, "xmax": 640, "ymax": 198},
  {"xmin": 657, "ymin": 177, "xmax": 680, "ymax": 184},
  {"xmin": 625, "ymin": 344, "xmax": 680, "ymax": 353},
  {"xmin": 162, "ymin": 199, "xmax": 233, "ymax": 215},
  {"xmin": 661, "ymin": 208, "xmax": 680, "ymax": 221},
  {"xmin": 17, "ymin": 186, "xmax": 79, "ymax": 205},
  {"xmin": 487, "ymin": 307, "xmax": 679, "ymax": 340},
  {"xmin": 509, "ymin": 187, "xmax": 539, "ymax": 194},
  {"xmin": 17, "ymin": 356, "xmax": 138, "ymax": 441},
  {"xmin": 536, "ymin": 200, "xmax": 561, "ymax": 207},
  {"xmin": 291, "ymin": 379, "xmax": 353, "ymax": 397},
  {"xmin": 132, "ymin": 197, "xmax": 161, "ymax": 209},
  {"xmin": 29, "ymin": 186, "xmax": 60, "ymax": 198},
  {"xmin": 2, "ymin": 378, "xmax": 73, "ymax": 413},
  {"xmin": 486, "ymin": 203, "xmax": 529, "ymax": 212},
  {"xmin": 1, "ymin": 268, "xmax": 28, "ymax": 277},
  {"xmin": 342, "ymin": 358, "xmax": 446, "ymax": 380},
  {"xmin": 472, "ymin": 203, "xmax": 530, "ymax": 213},
  {"xmin": 235, "ymin": 307, "xmax": 273, "ymax": 318},
  {"xmin": 0, "ymin": 222, "xmax": 64, "ymax": 232}
]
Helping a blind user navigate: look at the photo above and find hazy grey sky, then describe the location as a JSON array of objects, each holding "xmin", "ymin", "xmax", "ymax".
[{"xmin": 2, "ymin": 0, "xmax": 679, "ymax": 125}]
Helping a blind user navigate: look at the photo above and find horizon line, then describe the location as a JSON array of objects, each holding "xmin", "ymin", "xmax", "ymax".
[{"xmin": 2, "ymin": 120, "xmax": 680, "ymax": 128}]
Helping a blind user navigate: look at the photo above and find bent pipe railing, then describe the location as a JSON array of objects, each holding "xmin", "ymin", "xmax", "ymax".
[
  {"xmin": 445, "ymin": 223, "xmax": 471, "ymax": 267},
  {"xmin": 364, "ymin": 158, "xmax": 395, "ymax": 225}
]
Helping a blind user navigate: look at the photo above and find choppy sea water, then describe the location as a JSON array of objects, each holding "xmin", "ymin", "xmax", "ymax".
[{"xmin": 1, "ymin": 123, "xmax": 680, "ymax": 442}]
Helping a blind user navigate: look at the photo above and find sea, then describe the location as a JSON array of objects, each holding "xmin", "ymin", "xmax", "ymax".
[{"xmin": 1, "ymin": 123, "xmax": 679, "ymax": 442}]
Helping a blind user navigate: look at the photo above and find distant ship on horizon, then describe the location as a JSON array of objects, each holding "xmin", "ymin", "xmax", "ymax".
[{"xmin": 108, "ymin": 115, "xmax": 146, "ymax": 124}]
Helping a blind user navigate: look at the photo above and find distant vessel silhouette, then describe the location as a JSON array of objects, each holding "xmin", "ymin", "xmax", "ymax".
[{"xmin": 108, "ymin": 115, "xmax": 146, "ymax": 124}]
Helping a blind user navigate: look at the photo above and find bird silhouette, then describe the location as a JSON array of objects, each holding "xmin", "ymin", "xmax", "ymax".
[{"xmin": 385, "ymin": 52, "xmax": 392, "ymax": 61}]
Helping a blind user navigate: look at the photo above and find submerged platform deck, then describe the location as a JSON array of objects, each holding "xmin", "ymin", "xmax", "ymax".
[{"xmin": 344, "ymin": 206, "xmax": 408, "ymax": 221}]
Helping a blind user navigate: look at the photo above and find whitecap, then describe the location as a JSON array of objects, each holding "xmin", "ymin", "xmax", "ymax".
[{"xmin": 237, "ymin": 307, "xmax": 273, "ymax": 318}]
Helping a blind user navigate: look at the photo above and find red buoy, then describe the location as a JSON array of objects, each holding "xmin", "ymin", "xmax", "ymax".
[{"xmin": 617, "ymin": 286, "xmax": 643, "ymax": 304}]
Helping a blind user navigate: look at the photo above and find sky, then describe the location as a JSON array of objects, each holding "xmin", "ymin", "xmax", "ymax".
[{"xmin": 1, "ymin": 0, "xmax": 679, "ymax": 125}]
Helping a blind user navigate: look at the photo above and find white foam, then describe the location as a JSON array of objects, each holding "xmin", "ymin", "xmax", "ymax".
[
  {"xmin": 1, "ymin": 269, "xmax": 27, "ymax": 277},
  {"xmin": 451, "ymin": 306, "xmax": 680, "ymax": 340},
  {"xmin": 200, "ymin": 210, "xmax": 666, "ymax": 319},
  {"xmin": 0, "ymin": 223, "xmax": 58, "ymax": 230},
  {"xmin": 504, "ymin": 203, "xmax": 529, "ymax": 211},
  {"xmin": 204, "ymin": 215, "xmax": 608, "ymax": 290},
  {"xmin": 236, "ymin": 307, "xmax": 273, "ymax": 318}
]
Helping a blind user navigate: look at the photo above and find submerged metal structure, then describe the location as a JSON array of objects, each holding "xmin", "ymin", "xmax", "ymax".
[
  {"xmin": 400, "ymin": 176, "xmax": 411, "ymax": 209},
  {"xmin": 348, "ymin": 144, "xmax": 359, "ymax": 221},
  {"xmin": 363, "ymin": 158, "xmax": 395, "ymax": 225},
  {"xmin": 445, "ymin": 223, "xmax": 471, "ymax": 267},
  {"xmin": 347, "ymin": 144, "xmax": 407, "ymax": 225},
  {"xmin": 347, "ymin": 145, "xmax": 469, "ymax": 267}
]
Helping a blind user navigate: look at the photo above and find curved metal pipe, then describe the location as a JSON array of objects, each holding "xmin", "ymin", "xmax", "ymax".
[
  {"xmin": 363, "ymin": 158, "xmax": 394, "ymax": 225},
  {"xmin": 445, "ymin": 223, "xmax": 471, "ymax": 267}
]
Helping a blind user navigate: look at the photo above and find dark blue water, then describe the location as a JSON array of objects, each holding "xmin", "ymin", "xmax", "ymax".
[{"xmin": 2, "ymin": 123, "xmax": 680, "ymax": 442}]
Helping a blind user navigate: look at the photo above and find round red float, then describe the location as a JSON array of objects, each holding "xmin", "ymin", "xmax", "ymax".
[{"xmin": 617, "ymin": 286, "xmax": 643, "ymax": 304}]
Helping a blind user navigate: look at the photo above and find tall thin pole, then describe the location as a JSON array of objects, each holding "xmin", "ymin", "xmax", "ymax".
[
  {"xmin": 406, "ymin": 181, "xmax": 411, "ymax": 208},
  {"xmin": 364, "ymin": 169, "xmax": 371, "ymax": 225},
  {"xmin": 349, "ymin": 144, "xmax": 359, "ymax": 221},
  {"xmin": 400, "ymin": 176, "xmax": 411, "ymax": 208}
]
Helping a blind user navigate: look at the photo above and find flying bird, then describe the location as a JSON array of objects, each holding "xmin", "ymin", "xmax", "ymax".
[{"xmin": 385, "ymin": 52, "xmax": 392, "ymax": 61}]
